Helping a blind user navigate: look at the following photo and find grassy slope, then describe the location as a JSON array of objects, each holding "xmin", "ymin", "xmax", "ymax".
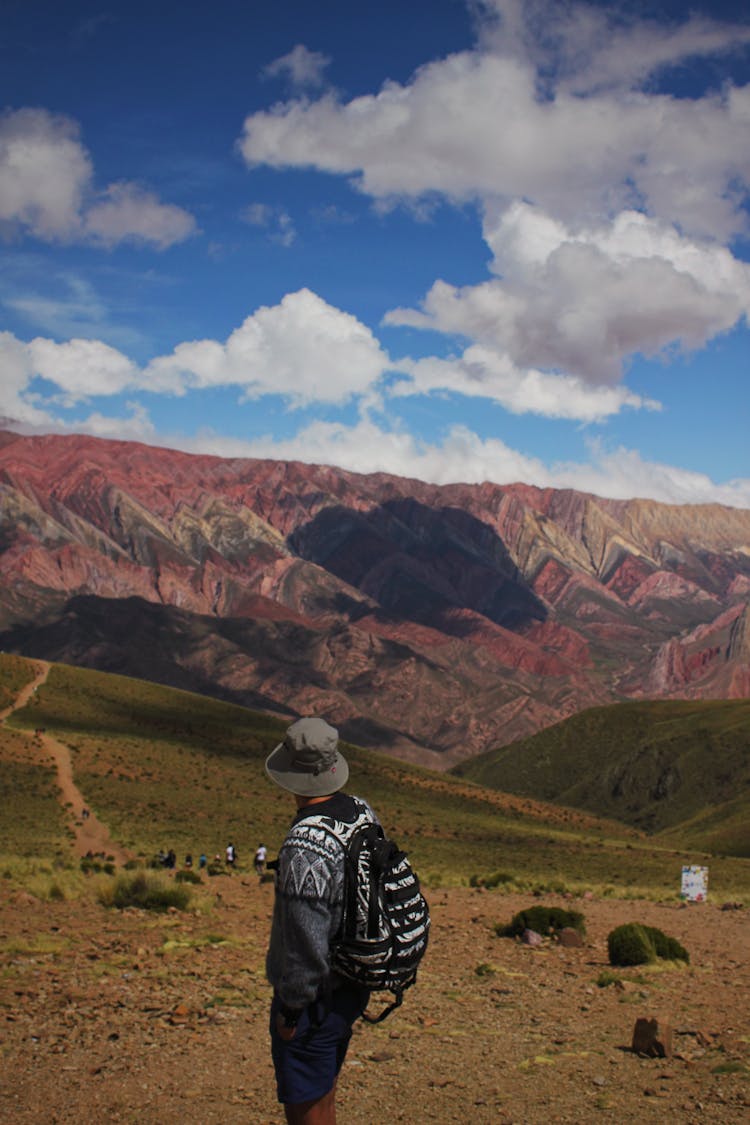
[
  {"xmin": 452, "ymin": 699, "xmax": 750, "ymax": 856},
  {"xmin": 0, "ymin": 655, "xmax": 71, "ymax": 861},
  {"xmin": 0, "ymin": 652, "xmax": 38, "ymax": 712},
  {"xmin": 0, "ymin": 725, "xmax": 70, "ymax": 860},
  {"xmin": 3, "ymin": 655, "xmax": 750, "ymax": 896}
]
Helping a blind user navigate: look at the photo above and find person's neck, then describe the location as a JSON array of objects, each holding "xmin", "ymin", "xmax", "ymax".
[{"xmin": 294, "ymin": 793, "xmax": 335, "ymax": 809}]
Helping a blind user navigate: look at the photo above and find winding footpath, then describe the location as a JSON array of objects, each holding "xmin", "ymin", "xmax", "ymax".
[{"xmin": 1, "ymin": 661, "xmax": 132, "ymax": 865}]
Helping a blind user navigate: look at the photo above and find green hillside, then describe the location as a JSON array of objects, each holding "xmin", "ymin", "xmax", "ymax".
[
  {"xmin": 452, "ymin": 699, "xmax": 750, "ymax": 856},
  {"xmin": 3, "ymin": 655, "xmax": 750, "ymax": 897},
  {"xmin": 0, "ymin": 652, "xmax": 38, "ymax": 712}
]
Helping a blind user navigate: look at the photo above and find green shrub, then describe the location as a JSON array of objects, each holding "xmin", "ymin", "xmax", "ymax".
[
  {"xmin": 711, "ymin": 1062, "xmax": 749, "ymax": 1075},
  {"xmin": 648, "ymin": 927, "xmax": 689, "ymax": 962},
  {"xmin": 99, "ymin": 871, "xmax": 191, "ymax": 912},
  {"xmin": 470, "ymin": 870, "xmax": 515, "ymax": 889},
  {"xmin": 175, "ymin": 869, "xmax": 202, "ymax": 884},
  {"xmin": 607, "ymin": 922, "xmax": 689, "ymax": 967},
  {"xmin": 498, "ymin": 905, "xmax": 587, "ymax": 939},
  {"xmin": 80, "ymin": 857, "xmax": 115, "ymax": 876}
]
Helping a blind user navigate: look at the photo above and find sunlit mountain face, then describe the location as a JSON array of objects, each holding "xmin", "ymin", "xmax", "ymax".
[{"xmin": 1, "ymin": 430, "xmax": 748, "ymax": 768}]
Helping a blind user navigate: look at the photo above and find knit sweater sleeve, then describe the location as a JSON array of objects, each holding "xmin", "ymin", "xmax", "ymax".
[{"xmin": 265, "ymin": 820, "xmax": 344, "ymax": 1009}]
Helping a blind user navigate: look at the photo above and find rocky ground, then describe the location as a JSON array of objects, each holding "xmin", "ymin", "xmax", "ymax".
[{"xmin": 1, "ymin": 874, "xmax": 749, "ymax": 1125}]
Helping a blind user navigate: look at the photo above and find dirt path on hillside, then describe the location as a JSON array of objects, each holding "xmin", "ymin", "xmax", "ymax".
[
  {"xmin": 39, "ymin": 731, "xmax": 132, "ymax": 865},
  {"xmin": 0, "ymin": 659, "xmax": 50, "ymax": 721},
  {"xmin": 1, "ymin": 661, "xmax": 132, "ymax": 866}
]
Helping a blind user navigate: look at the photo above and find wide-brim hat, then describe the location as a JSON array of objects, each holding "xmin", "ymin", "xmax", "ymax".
[{"xmin": 265, "ymin": 717, "xmax": 348, "ymax": 797}]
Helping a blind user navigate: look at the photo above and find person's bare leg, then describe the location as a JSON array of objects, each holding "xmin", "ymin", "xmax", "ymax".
[{"xmin": 284, "ymin": 1083, "xmax": 336, "ymax": 1125}]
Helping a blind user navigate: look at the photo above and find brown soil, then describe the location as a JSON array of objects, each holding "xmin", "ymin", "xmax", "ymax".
[
  {"xmin": 1, "ymin": 879, "xmax": 749, "ymax": 1122},
  {"xmin": 1, "ymin": 677, "xmax": 749, "ymax": 1122}
]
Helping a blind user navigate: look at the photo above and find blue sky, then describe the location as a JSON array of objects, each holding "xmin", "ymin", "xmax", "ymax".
[{"xmin": 2, "ymin": 0, "xmax": 749, "ymax": 506}]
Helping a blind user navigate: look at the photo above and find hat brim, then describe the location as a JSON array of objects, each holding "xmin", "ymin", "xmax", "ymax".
[{"xmin": 265, "ymin": 741, "xmax": 349, "ymax": 797}]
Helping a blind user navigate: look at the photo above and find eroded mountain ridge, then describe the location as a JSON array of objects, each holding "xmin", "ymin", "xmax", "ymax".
[{"xmin": 1, "ymin": 429, "xmax": 748, "ymax": 766}]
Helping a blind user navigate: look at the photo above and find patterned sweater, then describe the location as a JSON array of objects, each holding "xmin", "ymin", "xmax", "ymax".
[{"xmin": 266, "ymin": 791, "xmax": 372, "ymax": 1010}]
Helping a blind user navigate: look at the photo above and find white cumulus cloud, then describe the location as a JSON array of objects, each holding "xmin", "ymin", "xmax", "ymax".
[
  {"xmin": 146, "ymin": 288, "xmax": 390, "ymax": 404},
  {"xmin": 27, "ymin": 337, "xmax": 139, "ymax": 402},
  {"xmin": 0, "ymin": 291, "xmax": 391, "ymax": 415},
  {"xmin": 238, "ymin": 4, "xmax": 750, "ymax": 240},
  {"xmin": 0, "ymin": 108, "xmax": 196, "ymax": 249},
  {"xmin": 262, "ymin": 44, "xmax": 332, "ymax": 90},
  {"xmin": 171, "ymin": 418, "xmax": 750, "ymax": 509},
  {"xmin": 477, "ymin": 0, "xmax": 750, "ymax": 98},
  {"xmin": 237, "ymin": 1, "xmax": 750, "ymax": 429},
  {"xmin": 0, "ymin": 331, "xmax": 52, "ymax": 425},
  {"xmin": 390, "ymin": 346, "xmax": 658, "ymax": 422},
  {"xmin": 83, "ymin": 183, "xmax": 198, "ymax": 249},
  {"xmin": 187, "ymin": 417, "xmax": 551, "ymax": 488},
  {"xmin": 550, "ymin": 440, "xmax": 750, "ymax": 509},
  {"xmin": 0, "ymin": 109, "xmax": 91, "ymax": 242},
  {"xmin": 387, "ymin": 204, "xmax": 750, "ymax": 392}
]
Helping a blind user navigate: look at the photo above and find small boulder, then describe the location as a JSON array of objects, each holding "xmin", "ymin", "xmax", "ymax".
[
  {"xmin": 557, "ymin": 927, "xmax": 584, "ymax": 948},
  {"xmin": 521, "ymin": 928, "xmax": 543, "ymax": 946},
  {"xmin": 632, "ymin": 1016, "xmax": 673, "ymax": 1058}
]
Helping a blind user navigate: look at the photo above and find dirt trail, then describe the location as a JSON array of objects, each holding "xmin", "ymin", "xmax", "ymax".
[
  {"xmin": 2, "ymin": 661, "xmax": 132, "ymax": 866},
  {"xmin": 40, "ymin": 731, "xmax": 132, "ymax": 865},
  {"xmin": 0, "ymin": 659, "xmax": 50, "ymax": 721}
]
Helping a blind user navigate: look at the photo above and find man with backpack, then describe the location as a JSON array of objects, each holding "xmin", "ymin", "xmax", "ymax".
[
  {"xmin": 264, "ymin": 716, "xmax": 428, "ymax": 1125},
  {"xmin": 264, "ymin": 717, "xmax": 371, "ymax": 1124}
]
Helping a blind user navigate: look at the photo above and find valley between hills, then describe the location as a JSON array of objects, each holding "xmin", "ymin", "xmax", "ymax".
[{"xmin": 1, "ymin": 654, "xmax": 750, "ymax": 1123}]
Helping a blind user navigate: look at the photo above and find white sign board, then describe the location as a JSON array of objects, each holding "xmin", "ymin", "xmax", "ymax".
[{"xmin": 681, "ymin": 865, "xmax": 708, "ymax": 902}]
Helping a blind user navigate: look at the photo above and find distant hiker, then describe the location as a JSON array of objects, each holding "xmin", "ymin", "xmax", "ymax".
[
  {"xmin": 199, "ymin": 853, "xmax": 207, "ymax": 869},
  {"xmin": 225, "ymin": 842, "xmax": 236, "ymax": 868},
  {"xmin": 264, "ymin": 717, "xmax": 374, "ymax": 1124},
  {"xmin": 184, "ymin": 853, "xmax": 193, "ymax": 868},
  {"xmin": 166, "ymin": 849, "xmax": 176, "ymax": 870},
  {"xmin": 81, "ymin": 807, "xmax": 89, "ymax": 820},
  {"xmin": 254, "ymin": 843, "xmax": 267, "ymax": 878}
]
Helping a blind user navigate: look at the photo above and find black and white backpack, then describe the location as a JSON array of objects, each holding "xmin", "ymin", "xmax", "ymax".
[{"xmin": 302, "ymin": 798, "xmax": 430, "ymax": 1023}]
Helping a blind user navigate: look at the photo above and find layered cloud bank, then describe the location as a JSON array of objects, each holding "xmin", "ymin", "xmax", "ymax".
[
  {"xmin": 238, "ymin": 0, "xmax": 750, "ymax": 393},
  {"xmin": 3, "ymin": 289, "xmax": 750, "ymax": 509},
  {"xmin": 239, "ymin": 1, "xmax": 750, "ymax": 239},
  {"xmin": 1, "ymin": 1, "xmax": 749, "ymax": 507},
  {"xmin": 387, "ymin": 205, "xmax": 750, "ymax": 393}
]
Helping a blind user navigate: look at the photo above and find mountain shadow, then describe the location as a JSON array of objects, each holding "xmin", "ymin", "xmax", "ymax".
[
  {"xmin": 0, "ymin": 595, "xmax": 291, "ymax": 717},
  {"xmin": 288, "ymin": 498, "xmax": 547, "ymax": 632}
]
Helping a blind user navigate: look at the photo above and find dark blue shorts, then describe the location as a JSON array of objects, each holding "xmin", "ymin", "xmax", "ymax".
[{"xmin": 270, "ymin": 985, "xmax": 370, "ymax": 1105}]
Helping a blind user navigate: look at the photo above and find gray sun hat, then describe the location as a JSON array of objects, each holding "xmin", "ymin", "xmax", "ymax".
[{"xmin": 265, "ymin": 717, "xmax": 348, "ymax": 797}]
